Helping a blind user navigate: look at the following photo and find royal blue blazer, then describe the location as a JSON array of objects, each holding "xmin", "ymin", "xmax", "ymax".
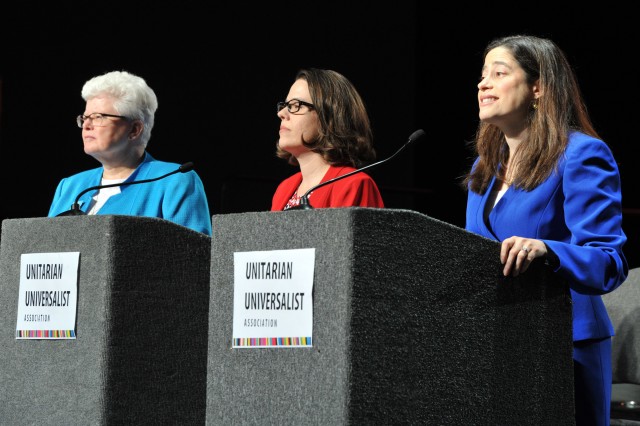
[
  {"xmin": 48, "ymin": 152, "xmax": 212, "ymax": 236},
  {"xmin": 466, "ymin": 131, "xmax": 628, "ymax": 341}
]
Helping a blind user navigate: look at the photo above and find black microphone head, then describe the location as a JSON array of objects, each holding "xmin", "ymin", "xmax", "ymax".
[
  {"xmin": 409, "ymin": 129, "xmax": 426, "ymax": 143},
  {"xmin": 179, "ymin": 162, "xmax": 194, "ymax": 173}
]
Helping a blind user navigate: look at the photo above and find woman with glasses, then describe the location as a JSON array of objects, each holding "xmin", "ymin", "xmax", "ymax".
[
  {"xmin": 271, "ymin": 68, "xmax": 384, "ymax": 210},
  {"xmin": 463, "ymin": 35, "xmax": 628, "ymax": 425},
  {"xmin": 47, "ymin": 70, "xmax": 212, "ymax": 236}
]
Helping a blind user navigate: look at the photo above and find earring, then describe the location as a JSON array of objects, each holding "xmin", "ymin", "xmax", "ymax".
[{"xmin": 532, "ymin": 100, "xmax": 539, "ymax": 110}]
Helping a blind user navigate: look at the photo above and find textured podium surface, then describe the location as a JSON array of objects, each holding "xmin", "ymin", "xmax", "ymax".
[
  {"xmin": 206, "ymin": 208, "xmax": 574, "ymax": 425},
  {"xmin": 0, "ymin": 215, "xmax": 211, "ymax": 425}
]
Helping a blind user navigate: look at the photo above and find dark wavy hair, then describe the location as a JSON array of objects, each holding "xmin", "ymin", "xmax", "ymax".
[
  {"xmin": 462, "ymin": 35, "xmax": 600, "ymax": 194},
  {"xmin": 276, "ymin": 68, "xmax": 376, "ymax": 168}
]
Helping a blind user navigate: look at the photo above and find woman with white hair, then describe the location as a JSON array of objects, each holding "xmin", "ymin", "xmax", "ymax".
[{"xmin": 48, "ymin": 70, "xmax": 212, "ymax": 236}]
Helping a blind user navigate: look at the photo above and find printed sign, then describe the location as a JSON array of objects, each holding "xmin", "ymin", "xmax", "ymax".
[
  {"xmin": 16, "ymin": 252, "xmax": 80, "ymax": 339},
  {"xmin": 232, "ymin": 248, "xmax": 315, "ymax": 348}
]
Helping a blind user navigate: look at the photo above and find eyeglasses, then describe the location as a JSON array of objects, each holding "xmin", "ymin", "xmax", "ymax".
[
  {"xmin": 276, "ymin": 99, "xmax": 314, "ymax": 114},
  {"xmin": 76, "ymin": 113, "xmax": 129, "ymax": 128}
]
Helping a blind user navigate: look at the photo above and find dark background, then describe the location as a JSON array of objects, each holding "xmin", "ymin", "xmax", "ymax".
[{"xmin": 1, "ymin": 4, "xmax": 637, "ymax": 268}]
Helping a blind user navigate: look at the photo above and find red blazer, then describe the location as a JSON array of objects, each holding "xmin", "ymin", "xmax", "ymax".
[{"xmin": 271, "ymin": 165, "xmax": 385, "ymax": 211}]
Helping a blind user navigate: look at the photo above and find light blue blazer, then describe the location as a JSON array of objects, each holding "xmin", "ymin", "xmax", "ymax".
[
  {"xmin": 48, "ymin": 152, "xmax": 212, "ymax": 236},
  {"xmin": 466, "ymin": 131, "xmax": 628, "ymax": 341}
]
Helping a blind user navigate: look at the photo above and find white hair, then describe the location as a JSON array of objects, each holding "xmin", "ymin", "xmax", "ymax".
[{"xmin": 82, "ymin": 70, "xmax": 158, "ymax": 147}]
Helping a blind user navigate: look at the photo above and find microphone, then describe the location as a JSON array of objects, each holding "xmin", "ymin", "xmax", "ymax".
[
  {"xmin": 289, "ymin": 129, "xmax": 425, "ymax": 210},
  {"xmin": 56, "ymin": 162, "xmax": 195, "ymax": 216}
]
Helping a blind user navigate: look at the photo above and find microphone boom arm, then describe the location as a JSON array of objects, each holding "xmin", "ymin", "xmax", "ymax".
[
  {"xmin": 293, "ymin": 129, "xmax": 425, "ymax": 210},
  {"xmin": 58, "ymin": 162, "xmax": 194, "ymax": 216},
  {"xmin": 300, "ymin": 140, "xmax": 414, "ymax": 200}
]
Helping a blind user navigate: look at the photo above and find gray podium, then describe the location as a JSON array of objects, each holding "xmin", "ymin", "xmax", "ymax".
[
  {"xmin": 0, "ymin": 215, "xmax": 211, "ymax": 425},
  {"xmin": 207, "ymin": 208, "xmax": 575, "ymax": 425}
]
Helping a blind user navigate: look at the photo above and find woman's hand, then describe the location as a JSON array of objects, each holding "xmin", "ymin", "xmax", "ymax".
[{"xmin": 500, "ymin": 236, "xmax": 548, "ymax": 277}]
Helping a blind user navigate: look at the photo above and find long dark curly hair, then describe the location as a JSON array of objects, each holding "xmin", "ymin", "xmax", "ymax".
[{"xmin": 462, "ymin": 35, "xmax": 600, "ymax": 194}]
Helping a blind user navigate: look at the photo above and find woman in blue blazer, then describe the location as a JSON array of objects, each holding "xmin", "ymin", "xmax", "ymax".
[
  {"xmin": 464, "ymin": 35, "xmax": 628, "ymax": 426},
  {"xmin": 47, "ymin": 70, "xmax": 212, "ymax": 236}
]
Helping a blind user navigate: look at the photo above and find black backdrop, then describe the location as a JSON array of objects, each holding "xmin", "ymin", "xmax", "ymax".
[{"xmin": 1, "ymin": 3, "xmax": 637, "ymax": 267}]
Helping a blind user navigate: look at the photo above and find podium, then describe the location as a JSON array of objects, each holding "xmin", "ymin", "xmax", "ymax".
[
  {"xmin": 0, "ymin": 215, "xmax": 211, "ymax": 425},
  {"xmin": 206, "ymin": 208, "xmax": 575, "ymax": 425}
]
